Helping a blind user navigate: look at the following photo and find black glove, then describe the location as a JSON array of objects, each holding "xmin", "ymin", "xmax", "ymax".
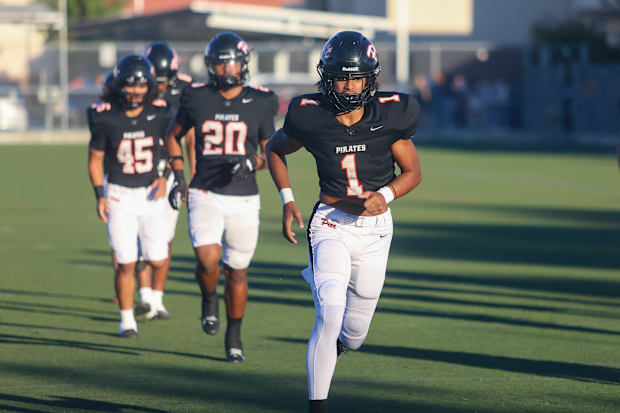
[
  {"xmin": 230, "ymin": 155, "xmax": 258, "ymax": 179},
  {"xmin": 168, "ymin": 169, "xmax": 186, "ymax": 210}
]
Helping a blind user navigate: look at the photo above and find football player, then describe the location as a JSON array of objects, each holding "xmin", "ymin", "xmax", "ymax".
[
  {"xmin": 126, "ymin": 42, "xmax": 195, "ymax": 320},
  {"xmin": 87, "ymin": 55, "xmax": 173, "ymax": 338},
  {"xmin": 265, "ymin": 31, "xmax": 422, "ymax": 413},
  {"xmin": 166, "ymin": 32, "xmax": 278, "ymax": 362}
]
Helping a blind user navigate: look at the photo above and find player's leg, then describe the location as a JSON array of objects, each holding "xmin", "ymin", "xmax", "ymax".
[
  {"xmin": 147, "ymin": 174, "xmax": 181, "ymax": 319},
  {"xmin": 194, "ymin": 243, "xmax": 222, "ymax": 334},
  {"xmin": 188, "ymin": 189, "xmax": 225, "ymax": 335},
  {"xmin": 304, "ymin": 206, "xmax": 353, "ymax": 404},
  {"xmin": 106, "ymin": 189, "xmax": 140, "ymax": 338},
  {"xmin": 220, "ymin": 194, "xmax": 260, "ymax": 362},
  {"xmin": 339, "ymin": 215, "xmax": 393, "ymax": 351},
  {"xmin": 134, "ymin": 250, "xmax": 153, "ymax": 318},
  {"xmin": 139, "ymin": 197, "xmax": 172, "ymax": 319}
]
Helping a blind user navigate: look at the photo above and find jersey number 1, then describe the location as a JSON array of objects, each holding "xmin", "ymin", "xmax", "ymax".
[
  {"xmin": 341, "ymin": 154, "xmax": 364, "ymax": 196},
  {"xmin": 117, "ymin": 137, "xmax": 154, "ymax": 174}
]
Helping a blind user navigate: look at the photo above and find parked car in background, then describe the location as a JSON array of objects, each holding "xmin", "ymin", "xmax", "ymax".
[{"xmin": 0, "ymin": 83, "xmax": 28, "ymax": 131}]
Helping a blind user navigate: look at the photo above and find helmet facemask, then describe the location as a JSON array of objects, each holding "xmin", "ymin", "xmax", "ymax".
[{"xmin": 318, "ymin": 65, "xmax": 380, "ymax": 113}]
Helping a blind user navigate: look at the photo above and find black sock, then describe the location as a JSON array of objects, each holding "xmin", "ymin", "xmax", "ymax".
[
  {"xmin": 201, "ymin": 289, "xmax": 219, "ymax": 319},
  {"xmin": 225, "ymin": 316, "xmax": 243, "ymax": 349},
  {"xmin": 309, "ymin": 399, "xmax": 328, "ymax": 413}
]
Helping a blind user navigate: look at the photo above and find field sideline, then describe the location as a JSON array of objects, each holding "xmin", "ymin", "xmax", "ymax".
[{"xmin": 1, "ymin": 144, "xmax": 619, "ymax": 412}]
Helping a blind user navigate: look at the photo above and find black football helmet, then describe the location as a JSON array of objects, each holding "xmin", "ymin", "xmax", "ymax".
[
  {"xmin": 317, "ymin": 31, "xmax": 381, "ymax": 113},
  {"xmin": 144, "ymin": 41, "xmax": 179, "ymax": 83},
  {"xmin": 113, "ymin": 54, "xmax": 155, "ymax": 109},
  {"xmin": 204, "ymin": 32, "xmax": 250, "ymax": 89},
  {"xmin": 100, "ymin": 71, "xmax": 115, "ymax": 102}
]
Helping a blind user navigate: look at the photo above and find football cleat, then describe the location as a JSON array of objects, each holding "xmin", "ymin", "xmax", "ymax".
[
  {"xmin": 119, "ymin": 329, "xmax": 138, "ymax": 338},
  {"xmin": 201, "ymin": 316, "xmax": 219, "ymax": 335},
  {"xmin": 226, "ymin": 347, "xmax": 245, "ymax": 363},
  {"xmin": 156, "ymin": 309, "xmax": 171, "ymax": 319},
  {"xmin": 337, "ymin": 339, "xmax": 348, "ymax": 360},
  {"xmin": 134, "ymin": 302, "xmax": 151, "ymax": 318}
]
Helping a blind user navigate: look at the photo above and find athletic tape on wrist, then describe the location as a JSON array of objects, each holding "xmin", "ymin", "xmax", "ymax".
[
  {"xmin": 280, "ymin": 187, "xmax": 294, "ymax": 205},
  {"xmin": 377, "ymin": 186, "xmax": 395, "ymax": 204}
]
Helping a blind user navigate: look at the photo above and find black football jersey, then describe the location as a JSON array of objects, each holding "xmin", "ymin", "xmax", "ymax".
[
  {"xmin": 283, "ymin": 92, "xmax": 419, "ymax": 198},
  {"xmin": 175, "ymin": 84, "xmax": 278, "ymax": 195},
  {"xmin": 162, "ymin": 73, "xmax": 192, "ymax": 115},
  {"xmin": 88, "ymin": 100, "xmax": 172, "ymax": 188}
]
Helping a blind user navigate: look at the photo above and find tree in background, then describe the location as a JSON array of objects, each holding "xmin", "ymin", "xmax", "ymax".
[{"xmin": 42, "ymin": 0, "xmax": 128, "ymax": 21}]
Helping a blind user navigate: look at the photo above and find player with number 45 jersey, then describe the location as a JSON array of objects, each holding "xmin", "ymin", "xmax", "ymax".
[
  {"xmin": 87, "ymin": 54, "xmax": 172, "ymax": 339},
  {"xmin": 166, "ymin": 32, "xmax": 278, "ymax": 363}
]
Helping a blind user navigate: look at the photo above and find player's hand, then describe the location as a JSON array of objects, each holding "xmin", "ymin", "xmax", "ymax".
[
  {"xmin": 357, "ymin": 191, "xmax": 389, "ymax": 215},
  {"xmin": 168, "ymin": 180, "xmax": 186, "ymax": 210},
  {"xmin": 282, "ymin": 201, "xmax": 304, "ymax": 244},
  {"xmin": 150, "ymin": 177, "xmax": 168, "ymax": 200},
  {"xmin": 96, "ymin": 197, "xmax": 109, "ymax": 223},
  {"xmin": 230, "ymin": 155, "xmax": 258, "ymax": 179}
]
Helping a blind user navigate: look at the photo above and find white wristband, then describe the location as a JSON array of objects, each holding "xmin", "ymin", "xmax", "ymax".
[
  {"xmin": 280, "ymin": 187, "xmax": 295, "ymax": 205},
  {"xmin": 377, "ymin": 186, "xmax": 395, "ymax": 204}
]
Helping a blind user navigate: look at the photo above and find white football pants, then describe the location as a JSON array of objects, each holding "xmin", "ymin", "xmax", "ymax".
[{"xmin": 303, "ymin": 202, "xmax": 393, "ymax": 400}]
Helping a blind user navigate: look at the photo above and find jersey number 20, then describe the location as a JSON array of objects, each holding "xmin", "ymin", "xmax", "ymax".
[
  {"xmin": 202, "ymin": 120, "xmax": 248, "ymax": 155},
  {"xmin": 117, "ymin": 137, "xmax": 154, "ymax": 174}
]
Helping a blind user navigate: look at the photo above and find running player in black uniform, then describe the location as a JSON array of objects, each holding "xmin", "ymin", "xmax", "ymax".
[
  {"xmin": 266, "ymin": 31, "xmax": 422, "ymax": 413},
  {"xmin": 87, "ymin": 55, "xmax": 172, "ymax": 338},
  {"xmin": 123, "ymin": 42, "xmax": 194, "ymax": 320},
  {"xmin": 166, "ymin": 32, "xmax": 278, "ymax": 362}
]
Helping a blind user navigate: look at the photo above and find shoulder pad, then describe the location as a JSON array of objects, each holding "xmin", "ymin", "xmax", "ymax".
[
  {"xmin": 299, "ymin": 98, "xmax": 320, "ymax": 106},
  {"xmin": 89, "ymin": 102, "xmax": 112, "ymax": 113},
  {"xmin": 251, "ymin": 85, "xmax": 271, "ymax": 93},
  {"xmin": 152, "ymin": 98, "xmax": 168, "ymax": 107},
  {"xmin": 377, "ymin": 93, "xmax": 402, "ymax": 104},
  {"xmin": 176, "ymin": 72, "xmax": 193, "ymax": 83}
]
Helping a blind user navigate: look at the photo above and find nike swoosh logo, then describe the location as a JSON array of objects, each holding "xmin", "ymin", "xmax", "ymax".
[
  {"xmin": 242, "ymin": 98, "xmax": 253, "ymax": 104},
  {"xmin": 380, "ymin": 233, "xmax": 389, "ymax": 238},
  {"xmin": 147, "ymin": 114, "xmax": 156, "ymax": 121},
  {"xmin": 370, "ymin": 125, "xmax": 384, "ymax": 131}
]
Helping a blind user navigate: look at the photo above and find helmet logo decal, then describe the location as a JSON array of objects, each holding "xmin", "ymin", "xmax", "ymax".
[
  {"xmin": 366, "ymin": 44, "xmax": 378, "ymax": 62},
  {"xmin": 341, "ymin": 67, "xmax": 359, "ymax": 72},
  {"xmin": 237, "ymin": 40, "xmax": 249, "ymax": 55},
  {"xmin": 323, "ymin": 43, "xmax": 333, "ymax": 59},
  {"xmin": 170, "ymin": 51, "xmax": 179, "ymax": 71}
]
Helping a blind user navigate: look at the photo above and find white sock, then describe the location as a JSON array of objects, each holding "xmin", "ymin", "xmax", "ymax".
[
  {"xmin": 139, "ymin": 287, "xmax": 153, "ymax": 305},
  {"xmin": 152, "ymin": 290, "xmax": 164, "ymax": 310},
  {"xmin": 120, "ymin": 309, "xmax": 137, "ymax": 330}
]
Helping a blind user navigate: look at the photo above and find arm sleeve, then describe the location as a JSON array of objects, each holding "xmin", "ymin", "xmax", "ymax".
[
  {"xmin": 87, "ymin": 107, "xmax": 106, "ymax": 150},
  {"xmin": 258, "ymin": 92, "xmax": 279, "ymax": 141}
]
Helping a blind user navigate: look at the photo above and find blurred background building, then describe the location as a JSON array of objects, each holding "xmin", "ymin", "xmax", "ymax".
[{"xmin": 0, "ymin": 0, "xmax": 618, "ymax": 147}]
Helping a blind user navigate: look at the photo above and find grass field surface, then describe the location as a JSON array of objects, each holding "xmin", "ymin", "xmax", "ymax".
[{"xmin": 0, "ymin": 144, "xmax": 619, "ymax": 412}]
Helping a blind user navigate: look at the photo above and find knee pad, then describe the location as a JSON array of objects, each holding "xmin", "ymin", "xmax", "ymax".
[
  {"xmin": 340, "ymin": 315, "xmax": 370, "ymax": 350},
  {"xmin": 315, "ymin": 277, "xmax": 347, "ymax": 307},
  {"xmin": 222, "ymin": 248, "xmax": 253, "ymax": 270}
]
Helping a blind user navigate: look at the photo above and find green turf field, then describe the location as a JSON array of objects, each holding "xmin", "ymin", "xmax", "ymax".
[{"xmin": 1, "ymin": 144, "xmax": 619, "ymax": 413}]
